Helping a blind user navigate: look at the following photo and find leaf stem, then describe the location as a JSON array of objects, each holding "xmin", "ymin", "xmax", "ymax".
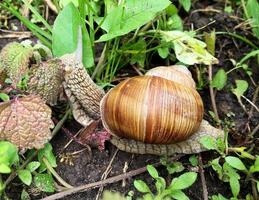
[
  {"xmin": 208, "ymin": 64, "xmax": 220, "ymax": 122},
  {"xmin": 42, "ymin": 157, "xmax": 73, "ymax": 189}
]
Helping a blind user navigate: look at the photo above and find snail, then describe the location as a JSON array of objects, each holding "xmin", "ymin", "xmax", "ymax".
[{"xmin": 60, "ymin": 54, "xmax": 223, "ymax": 156}]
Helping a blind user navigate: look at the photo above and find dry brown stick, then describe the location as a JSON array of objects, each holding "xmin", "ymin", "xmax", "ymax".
[
  {"xmin": 199, "ymin": 155, "xmax": 208, "ymax": 200},
  {"xmin": 95, "ymin": 148, "xmax": 119, "ymax": 200},
  {"xmin": 248, "ymin": 85, "xmax": 259, "ymax": 120},
  {"xmin": 208, "ymin": 64, "xmax": 219, "ymax": 122},
  {"xmin": 41, "ymin": 155, "xmax": 183, "ymax": 200}
]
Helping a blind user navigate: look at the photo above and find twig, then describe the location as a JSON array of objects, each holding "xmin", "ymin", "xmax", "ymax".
[
  {"xmin": 248, "ymin": 86, "xmax": 259, "ymax": 120},
  {"xmin": 95, "ymin": 148, "xmax": 119, "ymax": 200},
  {"xmin": 208, "ymin": 64, "xmax": 219, "ymax": 122},
  {"xmin": 41, "ymin": 155, "xmax": 183, "ymax": 200},
  {"xmin": 199, "ymin": 155, "xmax": 208, "ymax": 200},
  {"xmin": 250, "ymin": 123, "xmax": 259, "ymax": 137},
  {"xmin": 43, "ymin": 0, "xmax": 58, "ymax": 14},
  {"xmin": 241, "ymin": 95, "xmax": 259, "ymax": 113},
  {"xmin": 251, "ymin": 180, "xmax": 258, "ymax": 200}
]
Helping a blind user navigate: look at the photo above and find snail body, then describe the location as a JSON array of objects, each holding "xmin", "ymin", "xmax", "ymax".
[{"xmin": 100, "ymin": 65, "xmax": 204, "ymax": 144}]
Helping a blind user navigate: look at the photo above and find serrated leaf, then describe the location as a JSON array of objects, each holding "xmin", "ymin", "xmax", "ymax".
[
  {"xmin": 147, "ymin": 165, "xmax": 159, "ymax": 179},
  {"xmin": 225, "ymin": 156, "xmax": 247, "ymax": 171},
  {"xmin": 231, "ymin": 80, "xmax": 248, "ymax": 98},
  {"xmin": 0, "ymin": 163, "xmax": 11, "ymax": 174},
  {"xmin": 0, "ymin": 42, "xmax": 33, "ymax": 86},
  {"xmin": 170, "ymin": 190, "xmax": 189, "ymax": 200},
  {"xmin": 134, "ymin": 180, "xmax": 151, "ymax": 193},
  {"xmin": 18, "ymin": 169, "xmax": 32, "ymax": 186},
  {"xmin": 97, "ymin": 0, "xmax": 171, "ymax": 42},
  {"xmin": 211, "ymin": 69, "xmax": 227, "ymax": 90},
  {"xmin": 27, "ymin": 59, "xmax": 64, "ymax": 106},
  {"xmin": 229, "ymin": 176, "xmax": 240, "ymax": 197},
  {"xmin": 34, "ymin": 173, "xmax": 55, "ymax": 192},
  {"xmin": 26, "ymin": 161, "xmax": 40, "ymax": 172},
  {"xmin": 52, "ymin": 3, "xmax": 81, "ymax": 57},
  {"xmin": 170, "ymin": 172, "xmax": 197, "ymax": 190},
  {"xmin": 159, "ymin": 31, "xmax": 218, "ymax": 65},
  {"xmin": 0, "ymin": 95, "xmax": 54, "ymax": 149}
]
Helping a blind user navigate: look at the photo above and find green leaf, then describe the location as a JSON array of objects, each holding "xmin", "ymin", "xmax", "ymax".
[
  {"xmin": 229, "ymin": 176, "xmax": 240, "ymax": 197},
  {"xmin": 211, "ymin": 194, "xmax": 228, "ymax": 200},
  {"xmin": 189, "ymin": 155, "xmax": 198, "ymax": 167},
  {"xmin": 200, "ymin": 136, "xmax": 217, "ymax": 150},
  {"xmin": 159, "ymin": 31, "xmax": 218, "ymax": 65},
  {"xmin": 158, "ymin": 47, "xmax": 169, "ymax": 59},
  {"xmin": 246, "ymin": 0, "xmax": 259, "ymax": 38},
  {"xmin": 147, "ymin": 165, "xmax": 159, "ymax": 179},
  {"xmin": 34, "ymin": 173, "xmax": 55, "ymax": 192},
  {"xmin": 166, "ymin": 162, "xmax": 185, "ymax": 174},
  {"xmin": 170, "ymin": 190, "xmax": 189, "ymax": 200},
  {"xmin": 38, "ymin": 143, "xmax": 57, "ymax": 172},
  {"xmin": 26, "ymin": 161, "xmax": 41, "ymax": 172},
  {"xmin": 257, "ymin": 181, "xmax": 259, "ymax": 192},
  {"xmin": 204, "ymin": 31, "xmax": 216, "ymax": 56},
  {"xmin": 0, "ymin": 163, "xmax": 11, "ymax": 174},
  {"xmin": 129, "ymin": 38, "xmax": 147, "ymax": 67},
  {"xmin": 97, "ymin": 0, "xmax": 171, "ymax": 42},
  {"xmin": 52, "ymin": 2, "xmax": 81, "ymax": 57},
  {"xmin": 0, "ymin": 141, "xmax": 19, "ymax": 166},
  {"xmin": 0, "ymin": 42, "xmax": 33, "ymax": 85},
  {"xmin": 21, "ymin": 189, "xmax": 31, "ymax": 200},
  {"xmin": 0, "ymin": 93, "xmax": 10, "ymax": 101},
  {"xmin": 211, "ymin": 69, "xmax": 227, "ymax": 90},
  {"xmin": 223, "ymin": 162, "xmax": 240, "ymax": 181},
  {"xmin": 166, "ymin": 14, "xmax": 183, "ymax": 31},
  {"xmin": 18, "ymin": 169, "xmax": 32, "ymax": 186},
  {"xmin": 179, "ymin": 0, "xmax": 191, "ymax": 12},
  {"xmin": 231, "ymin": 80, "xmax": 248, "ymax": 98},
  {"xmin": 155, "ymin": 177, "xmax": 166, "ymax": 195},
  {"xmin": 249, "ymin": 156, "xmax": 259, "ymax": 173},
  {"xmin": 225, "ymin": 156, "xmax": 247, "ymax": 171},
  {"xmin": 134, "ymin": 180, "xmax": 151, "ymax": 193},
  {"xmin": 170, "ymin": 172, "xmax": 197, "ymax": 190},
  {"xmin": 211, "ymin": 158, "xmax": 223, "ymax": 180}
]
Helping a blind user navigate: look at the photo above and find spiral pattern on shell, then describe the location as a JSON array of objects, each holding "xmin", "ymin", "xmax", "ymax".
[{"xmin": 100, "ymin": 67, "xmax": 204, "ymax": 144}]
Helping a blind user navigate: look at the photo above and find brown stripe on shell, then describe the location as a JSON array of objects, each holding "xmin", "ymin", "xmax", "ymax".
[{"xmin": 101, "ymin": 75, "xmax": 204, "ymax": 145}]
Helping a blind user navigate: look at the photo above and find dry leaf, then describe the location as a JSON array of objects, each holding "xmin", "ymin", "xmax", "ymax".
[
  {"xmin": 0, "ymin": 95, "xmax": 54, "ymax": 149},
  {"xmin": 0, "ymin": 42, "xmax": 33, "ymax": 86},
  {"xmin": 27, "ymin": 59, "xmax": 64, "ymax": 106}
]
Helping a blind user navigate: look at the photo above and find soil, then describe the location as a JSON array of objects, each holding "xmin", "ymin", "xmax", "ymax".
[{"xmin": 1, "ymin": 1, "xmax": 258, "ymax": 200}]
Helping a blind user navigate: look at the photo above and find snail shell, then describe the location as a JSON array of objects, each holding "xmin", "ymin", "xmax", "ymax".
[{"xmin": 100, "ymin": 65, "xmax": 204, "ymax": 144}]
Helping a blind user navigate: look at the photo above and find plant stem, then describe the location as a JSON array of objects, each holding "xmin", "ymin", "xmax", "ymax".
[
  {"xmin": 42, "ymin": 157, "xmax": 73, "ymax": 189},
  {"xmin": 208, "ymin": 64, "xmax": 220, "ymax": 122}
]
